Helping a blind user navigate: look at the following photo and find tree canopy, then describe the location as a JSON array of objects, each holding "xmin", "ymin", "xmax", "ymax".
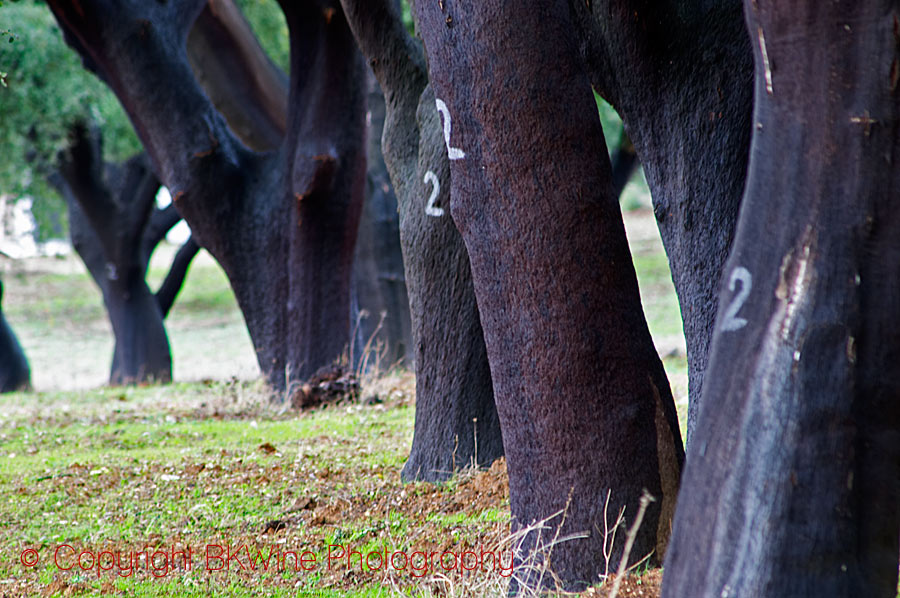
[{"xmin": 0, "ymin": 0, "xmax": 140, "ymax": 237}]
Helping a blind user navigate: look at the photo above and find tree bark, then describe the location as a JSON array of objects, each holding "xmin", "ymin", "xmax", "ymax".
[
  {"xmin": 609, "ymin": 132, "xmax": 638, "ymax": 200},
  {"xmin": 571, "ymin": 0, "xmax": 754, "ymax": 442},
  {"xmin": 51, "ymin": 122, "xmax": 179, "ymax": 385},
  {"xmin": 413, "ymin": 0, "xmax": 683, "ymax": 589},
  {"xmin": 0, "ymin": 280, "xmax": 30, "ymax": 392},
  {"xmin": 350, "ymin": 71, "xmax": 414, "ymax": 370},
  {"xmin": 187, "ymin": 0, "xmax": 288, "ymax": 152},
  {"xmin": 662, "ymin": 2, "xmax": 900, "ymax": 597},
  {"xmin": 187, "ymin": 1, "xmax": 413, "ymax": 376},
  {"xmin": 46, "ymin": 0, "xmax": 367, "ymax": 389},
  {"xmin": 340, "ymin": 0, "xmax": 503, "ymax": 480}
]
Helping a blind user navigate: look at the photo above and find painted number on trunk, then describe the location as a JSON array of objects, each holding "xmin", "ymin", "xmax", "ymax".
[
  {"xmin": 424, "ymin": 171, "xmax": 444, "ymax": 217},
  {"xmin": 721, "ymin": 266, "xmax": 752, "ymax": 332},
  {"xmin": 435, "ymin": 99, "xmax": 465, "ymax": 160}
]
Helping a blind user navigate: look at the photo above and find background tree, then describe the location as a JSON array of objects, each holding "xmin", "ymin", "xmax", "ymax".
[
  {"xmin": 0, "ymin": 0, "xmax": 141, "ymax": 238},
  {"xmin": 50, "ymin": 122, "xmax": 199, "ymax": 384},
  {"xmin": 662, "ymin": 1, "xmax": 900, "ymax": 596},
  {"xmin": 350, "ymin": 72, "xmax": 413, "ymax": 368},
  {"xmin": 0, "ymin": 279, "xmax": 30, "ymax": 392},
  {"xmin": 412, "ymin": 0, "xmax": 684, "ymax": 589}
]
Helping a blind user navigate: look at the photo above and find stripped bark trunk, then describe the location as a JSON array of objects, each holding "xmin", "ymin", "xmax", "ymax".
[
  {"xmin": 662, "ymin": 2, "xmax": 900, "ymax": 597},
  {"xmin": 571, "ymin": 0, "xmax": 754, "ymax": 442}
]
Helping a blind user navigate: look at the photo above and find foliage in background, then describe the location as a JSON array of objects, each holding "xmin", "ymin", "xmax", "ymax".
[
  {"xmin": 0, "ymin": 0, "xmax": 140, "ymax": 239},
  {"xmin": 594, "ymin": 92, "xmax": 623, "ymax": 153},
  {"xmin": 233, "ymin": 0, "xmax": 290, "ymax": 75}
]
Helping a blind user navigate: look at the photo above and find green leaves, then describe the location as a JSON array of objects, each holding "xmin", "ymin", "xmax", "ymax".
[{"xmin": 0, "ymin": 1, "xmax": 139, "ymax": 238}]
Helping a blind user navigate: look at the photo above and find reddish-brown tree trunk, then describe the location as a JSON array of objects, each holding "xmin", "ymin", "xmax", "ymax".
[
  {"xmin": 414, "ymin": 0, "xmax": 684, "ymax": 588},
  {"xmin": 662, "ymin": 2, "xmax": 900, "ymax": 597}
]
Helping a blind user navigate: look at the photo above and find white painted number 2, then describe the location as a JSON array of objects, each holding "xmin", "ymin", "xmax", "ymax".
[
  {"xmin": 721, "ymin": 266, "xmax": 752, "ymax": 332},
  {"xmin": 424, "ymin": 171, "xmax": 444, "ymax": 217},
  {"xmin": 435, "ymin": 98, "xmax": 465, "ymax": 160}
]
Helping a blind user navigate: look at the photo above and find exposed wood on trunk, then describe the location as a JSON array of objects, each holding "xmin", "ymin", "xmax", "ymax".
[{"xmin": 662, "ymin": 2, "xmax": 900, "ymax": 596}]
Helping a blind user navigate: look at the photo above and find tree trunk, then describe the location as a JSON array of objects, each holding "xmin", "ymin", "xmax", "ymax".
[
  {"xmin": 413, "ymin": 0, "xmax": 683, "ymax": 589},
  {"xmin": 51, "ymin": 124, "xmax": 172, "ymax": 384},
  {"xmin": 51, "ymin": 122, "xmax": 198, "ymax": 385},
  {"xmin": 571, "ymin": 0, "xmax": 754, "ymax": 442},
  {"xmin": 0, "ymin": 280, "xmax": 30, "ymax": 392},
  {"xmin": 340, "ymin": 0, "xmax": 503, "ymax": 480},
  {"xmin": 46, "ymin": 0, "xmax": 367, "ymax": 389},
  {"xmin": 350, "ymin": 71, "xmax": 414, "ymax": 371},
  {"xmin": 610, "ymin": 132, "xmax": 638, "ymax": 200},
  {"xmin": 662, "ymin": 2, "xmax": 900, "ymax": 596}
]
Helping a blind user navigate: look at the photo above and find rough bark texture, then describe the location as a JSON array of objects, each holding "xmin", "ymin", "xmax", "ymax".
[
  {"xmin": 187, "ymin": 4, "xmax": 412, "ymax": 374},
  {"xmin": 413, "ymin": 0, "xmax": 684, "ymax": 589},
  {"xmin": 51, "ymin": 123, "xmax": 197, "ymax": 385},
  {"xmin": 0, "ymin": 280, "xmax": 30, "ymax": 392},
  {"xmin": 350, "ymin": 72, "xmax": 413, "ymax": 370},
  {"xmin": 340, "ymin": 0, "xmax": 503, "ymax": 480},
  {"xmin": 662, "ymin": 2, "xmax": 900, "ymax": 597},
  {"xmin": 46, "ymin": 0, "xmax": 367, "ymax": 389},
  {"xmin": 571, "ymin": 0, "xmax": 754, "ymax": 442}
]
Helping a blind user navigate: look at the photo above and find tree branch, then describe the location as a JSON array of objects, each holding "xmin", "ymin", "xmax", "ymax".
[
  {"xmin": 187, "ymin": 0, "xmax": 288, "ymax": 151},
  {"xmin": 115, "ymin": 153, "xmax": 161, "ymax": 250},
  {"xmin": 339, "ymin": 0, "xmax": 428, "ymax": 175},
  {"xmin": 144, "ymin": 204, "xmax": 181, "ymax": 247},
  {"xmin": 155, "ymin": 237, "xmax": 200, "ymax": 318},
  {"xmin": 57, "ymin": 121, "xmax": 115, "ymax": 231},
  {"xmin": 46, "ymin": 0, "xmax": 256, "ymax": 212}
]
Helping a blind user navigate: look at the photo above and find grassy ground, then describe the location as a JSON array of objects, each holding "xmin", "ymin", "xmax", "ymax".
[{"xmin": 0, "ymin": 209, "xmax": 683, "ymax": 597}]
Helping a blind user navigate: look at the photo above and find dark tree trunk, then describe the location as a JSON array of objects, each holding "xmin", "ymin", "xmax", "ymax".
[
  {"xmin": 413, "ymin": 0, "xmax": 683, "ymax": 589},
  {"xmin": 571, "ymin": 0, "xmax": 754, "ymax": 442},
  {"xmin": 662, "ymin": 2, "xmax": 900, "ymax": 597},
  {"xmin": 50, "ymin": 123, "xmax": 196, "ymax": 385},
  {"xmin": 46, "ymin": 0, "xmax": 368, "ymax": 389},
  {"xmin": 0, "ymin": 280, "xmax": 30, "ymax": 392},
  {"xmin": 340, "ymin": 0, "xmax": 503, "ymax": 480},
  {"xmin": 349, "ymin": 71, "xmax": 413, "ymax": 371},
  {"xmin": 610, "ymin": 132, "xmax": 638, "ymax": 200},
  {"xmin": 189, "ymin": 4, "xmax": 413, "ymax": 375}
]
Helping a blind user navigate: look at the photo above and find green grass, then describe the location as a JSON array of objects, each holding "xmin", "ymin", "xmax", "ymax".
[
  {"xmin": 0, "ymin": 380, "xmax": 433, "ymax": 597},
  {"xmin": 632, "ymin": 251, "xmax": 684, "ymax": 341}
]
